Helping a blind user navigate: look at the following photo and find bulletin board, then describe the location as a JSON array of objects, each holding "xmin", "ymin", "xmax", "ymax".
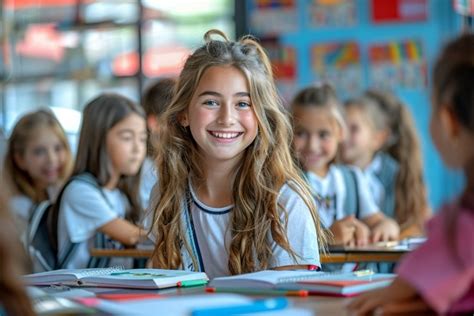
[
  {"xmin": 368, "ymin": 39, "xmax": 427, "ymax": 90},
  {"xmin": 245, "ymin": 0, "xmax": 463, "ymax": 209},
  {"xmin": 311, "ymin": 41, "xmax": 363, "ymax": 100}
]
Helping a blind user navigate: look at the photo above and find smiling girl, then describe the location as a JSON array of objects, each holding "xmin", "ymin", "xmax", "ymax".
[
  {"xmin": 147, "ymin": 29, "xmax": 327, "ymax": 279},
  {"xmin": 4, "ymin": 109, "xmax": 73, "ymax": 241}
]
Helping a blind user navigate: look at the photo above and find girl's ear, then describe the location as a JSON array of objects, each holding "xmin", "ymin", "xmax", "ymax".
[
  {"xmin": 179, "ymin": 112, "xmax": 189, "ymax": 127},
  {"xmin": 146, "ymin": 115, "xmax": 159, "ymax": 133},
  {"xmin": 373, "ymin": 128, "xmax": 390, "ymax": 149},
  {"xmin": 13, "ymin": 153, "xmax": 26, "ymax": 171},
  {"xmin": 440, "ymin": 105, "xmax": 461, "ymax": 139}
]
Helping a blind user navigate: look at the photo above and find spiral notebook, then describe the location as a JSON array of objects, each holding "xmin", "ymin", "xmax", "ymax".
[
  {"xmin": 23, "ymin": 267, "xmax": 209, "ymax": 289},
  {"xmin": 209, "ymin": 270, "xmax": 395, "ymax": 297}
]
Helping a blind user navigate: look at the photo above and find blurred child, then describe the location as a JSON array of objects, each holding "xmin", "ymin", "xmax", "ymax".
[
  {"xmin": 52, "ymin": 93, "xmax": 148, "ymax": 269},
  {"xmin": 348, "ymin": 33, "xmax": 474, "ymax": 316},
  {"xmin": 343, "ymin": 91, "xmax": 430, "ymax": 238},
  {"xmin": 0, "ymin": 187, "xmax": 35, "ymax": 316},
  {"xmin": 148, "ymin": 29, "xmax": 327, "ymax": 279},
  {"xmin": 140, "ymin": 78, "xmax": 176, "ymax": 208},
  {"xmin": 3, "ymin": 109, "xmax": 73, "ymax": 241},
  {"xmin": 291, "ymin": 84, "xmax": 399, "ymax": 247}
]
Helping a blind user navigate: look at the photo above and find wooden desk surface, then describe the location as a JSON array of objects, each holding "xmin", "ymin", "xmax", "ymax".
[
  {"xmin": 90, "ymin": 248, "xmax": 406, "ymax": 263},
  {"xmin": 77, "ymin": 285, "xmax": 350, "ymax": 315}
]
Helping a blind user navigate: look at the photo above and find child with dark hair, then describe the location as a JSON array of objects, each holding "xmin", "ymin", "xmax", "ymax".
[
  {"xmin": 348, "ymin": 33, "xmax": 474, "ymax": 315},
  {"xmin": 140, "ymin": 78, "xmax": 176, "ymax": 208},
  {"xmin": 53, "ymin": 93, "xmax": 148, "ymax": 269}
]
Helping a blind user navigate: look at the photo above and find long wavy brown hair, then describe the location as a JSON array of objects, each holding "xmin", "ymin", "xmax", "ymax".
[
  {"xmin": 346, "ymin": 90, "xmax": 429, "ymax": 232},
  {"xmin": 3, "ymin": 109, "xmax": 73, "ymax": 203},
  {"xmin": 149, "ymin": 29, "xmax": 327, "ymax": 274},
  {"xmin": 0, "ymin": 184, "xmax": 35, "ymax": 316}
]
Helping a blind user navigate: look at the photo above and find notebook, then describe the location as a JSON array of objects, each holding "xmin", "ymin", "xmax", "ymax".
[
  {"xmin": 23, "ymin": 267, "xmax": 209, "ymax": 289},
  {"xmin": 209, "ymin": 270, "xmax": 395, "ymax": 297},
  {"xmin": 278, "ymin": 273, "xmax": 395, "ymax": 297},
  {"xmin": 208, "ymin": 270, "xmax": 320, "ymax": 290}
]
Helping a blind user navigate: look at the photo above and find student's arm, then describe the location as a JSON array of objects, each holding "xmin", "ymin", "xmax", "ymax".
[
  {"xmin": 363, "ymin": 212, "xmax": 400, "ymax": 242},
  {"xmin": 400, "ymin": 206, "xmax": 433, "ymax": 239},
  {"xmin": 346, "ymin": 277, "xmax": 431, "ymax": 315},
  {"xmin": 98, "ymin": 218, "xmax": 148, "ymax": 246},
  {"xmin": 329, "ymin": 216, "xmax": 356, "ymax": 246},
  {"xmin": 351, "ymin": 168, "xmax": 399, "ymax": 242},
  {"xmin": 329, "ymin": 216, "xmax": 370, "ymax": 246}
]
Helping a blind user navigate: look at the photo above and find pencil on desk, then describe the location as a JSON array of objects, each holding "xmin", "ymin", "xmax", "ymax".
[
  {"xmin": 205, "ymin": 287, "xmax": 309, "ymax": 297},
  {"xmin": 177, "ymin": 279, "xmax": 209, "ymax": 287}
]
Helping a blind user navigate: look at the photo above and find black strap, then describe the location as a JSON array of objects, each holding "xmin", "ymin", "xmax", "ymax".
[{"xmin": 185, "ymin": 189, "xmax": 205, "ymax": 272}]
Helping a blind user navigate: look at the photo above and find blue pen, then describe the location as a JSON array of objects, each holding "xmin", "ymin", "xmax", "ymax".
[{"xmin": 191, "ymin": 297, "xmax": 289, "ymax": 316}]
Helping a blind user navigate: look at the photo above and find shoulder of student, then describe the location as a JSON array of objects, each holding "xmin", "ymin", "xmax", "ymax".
[{"xmin": 278, "ymin": 182, "xmax": 312, "ymax": 214}]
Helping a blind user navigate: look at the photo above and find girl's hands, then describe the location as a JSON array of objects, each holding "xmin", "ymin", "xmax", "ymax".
[
  {"xmin": 346, "ymin": 277, "xmax": 430, "ymax": 315},
  {"xmin": 371, "ymin": 217, "xmax": 400, "ymax": 242},
  {"xmin": 330, "ymin": 216, "xmax": 370, "ymax": 246},
  {"xmin": 330, "ymin": 217, "xmax": 355, "ymax": 245},
  {"xmin": 351, "ymin": 218, "xmax": 370, "ymax": 246}
]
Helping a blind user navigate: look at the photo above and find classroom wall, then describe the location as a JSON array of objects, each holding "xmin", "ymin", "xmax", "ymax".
[{"xmin": 246, "ymin": 0, "xmax": 465, "ymax": 210}]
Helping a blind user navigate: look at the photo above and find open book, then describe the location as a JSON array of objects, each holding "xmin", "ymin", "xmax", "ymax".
[
  {"xmin": 23, "ymin": 268, "xmax": 209, "ymax": 289},
  {"xmin": 209, "ymin": 270, "xmax": 395, "ymax": 297}
]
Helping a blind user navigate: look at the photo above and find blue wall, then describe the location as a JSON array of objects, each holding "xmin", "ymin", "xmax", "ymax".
[{"xmin": 247, "ymin": 0, "xmax": 465, "ymax": 210}]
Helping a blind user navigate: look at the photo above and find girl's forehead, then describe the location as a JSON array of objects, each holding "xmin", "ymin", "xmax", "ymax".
[
  {"xmin": 293, "ymin": 105, "xmax": 333, "ymax": 118},
  {"xmin": 295, "ymin": 105, "xmax": 344, "ymax": 132},
  {"xmin": 25, "ymin": 126, "xmax": 62, "ymax": 146}
]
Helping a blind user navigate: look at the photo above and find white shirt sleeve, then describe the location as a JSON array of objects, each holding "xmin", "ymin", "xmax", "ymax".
[
  {"xmin": 353, "ymin": 167, "xmax": 380, "ymax": 219},
  {"xmin": 269, "ymin": 183, "xmax": 321, "ymax": 269},
  {"xmin": 60, "ymin": 180, "xmax": 119, "ymax": 243},
  {"xmin": 142, "ymin": 181, "xmax": 161, "ymax": 243}
]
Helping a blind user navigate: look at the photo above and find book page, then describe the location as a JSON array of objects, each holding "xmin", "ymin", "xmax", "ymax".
[{"xmin": 209, "ymin": 270, "xmax": 324, "ymax": 289}]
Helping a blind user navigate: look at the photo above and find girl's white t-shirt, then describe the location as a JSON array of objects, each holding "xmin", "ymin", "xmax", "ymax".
[
  {"xmin": 57, "ymin": 180, "xmax": 130, "ymax": 269},
  {"xmin": 139, "ymin": 157, "xmax": 158, "ymax": 210},
  {"xmin": 147, "ymin": 182, "xmax": 321, "ymax": 280},
  {"xmin": 305, "ymin": 165, "xmax": 379, "ymax": 228}
]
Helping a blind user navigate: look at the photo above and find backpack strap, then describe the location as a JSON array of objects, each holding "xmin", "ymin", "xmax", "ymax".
[
  {"xmin": 179, "ymin": 188, "xmax": 205, "ymax": 272},
  {"xmin": 338, "ymin": 165, "xmax": 360, "ymax": 219}
]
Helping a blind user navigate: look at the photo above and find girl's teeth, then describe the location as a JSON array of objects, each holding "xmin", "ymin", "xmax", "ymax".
[{"xmin": 212, "ymin": 132, "xmax": 240, "ymax": 139}]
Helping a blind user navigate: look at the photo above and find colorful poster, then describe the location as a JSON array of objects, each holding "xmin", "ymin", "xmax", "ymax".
[
  {"xmin": 261, "ymin": 37, "xmax": 297, "ymax": 106},
  {"xmin": 261, "ymin": 38, "xmax": 297, "ymax": 81},
  {"xmin": 249, "ymin": 0, "xmax": 298, "ymax": 35},
  {"xmin": 311, "ymin": 41, "xmax": 363, "ymax": 100},
  {"xmin": 309, "ymin": 0, "xmax": 357, "ymax": 28},
  {"xmin": 371, "ymin": 0, "xmax": 428, "ymax": 23},
  {"xmin": 368, "ymin": 39, "xmax": 427, "ymax": 90}
]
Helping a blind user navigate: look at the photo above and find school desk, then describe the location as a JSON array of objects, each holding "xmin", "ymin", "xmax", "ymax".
[
  {"xmin": 89, "ymin": 247, "xmax": 407, "ymax": 263},
  {"xmin": 41, "ymin": 284, "xmax": 349, "ymax": 314}
]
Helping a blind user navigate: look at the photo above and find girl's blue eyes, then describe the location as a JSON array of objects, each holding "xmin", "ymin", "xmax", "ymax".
[
  {"xmin": 237, "ymin": 102, "xmax": 250, "ymax": 108},
  {"xmin": 294, "ymin": 130, "xmax": 331, "ymax": 139},
  {"xmin": 204, "ymin": 100, "xmax": 218, "ymax": 107},
  {"xmin": 202, "ymin": 100, "xmax": 251, "ymax": 108}
]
